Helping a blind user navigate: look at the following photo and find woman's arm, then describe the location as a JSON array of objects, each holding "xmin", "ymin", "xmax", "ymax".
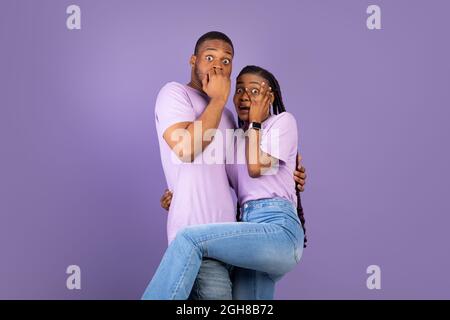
[
  {"xmin": 245, "ymin": 128, "xmax": 277, "ymax": 178},
  {"xmin": 245, "ymin": 82, "xmax": 277, "ymax": 178}
]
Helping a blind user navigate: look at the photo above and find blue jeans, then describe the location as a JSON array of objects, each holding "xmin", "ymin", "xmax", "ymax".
[
  {"xmin": 188, "ymin": 258, "xmax": 233, "ymax": 300},
  {"xmin": 232, "ymin": 267, "xmax": 276, "ymax": 299},
  {"xmin": 142, "ymin": 198, "xmax": 304, "ymax": 300}
]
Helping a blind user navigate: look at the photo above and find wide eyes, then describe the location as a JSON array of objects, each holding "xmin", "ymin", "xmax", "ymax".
[
  {"xmin": 235, "ymin": 88, "xmax": 260, "ymax": 95},
  {"xmin": 205, "ymin": 56, "xmax": 231, "ymax": 65},
  {"xmin": 251, "ymin": 88, "xmax": 259, "ymax": 95}
]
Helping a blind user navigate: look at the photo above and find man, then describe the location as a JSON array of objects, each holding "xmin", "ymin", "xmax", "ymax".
[{"xmin": 152, "ymin": 31, "xmax": 307, "ymax": 300}]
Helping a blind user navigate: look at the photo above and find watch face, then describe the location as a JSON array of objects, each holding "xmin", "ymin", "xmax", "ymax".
[{"xmin": 251, "ymin": 122, "xmax": 262, "ymax": 129}]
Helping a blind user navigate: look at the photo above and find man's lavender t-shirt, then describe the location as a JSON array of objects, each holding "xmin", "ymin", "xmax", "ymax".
[
  {"xmin": 155, "ymin": 82, "xmax": 236, "ymax": 244},
  {"xmin": 226, "ymin": 112, "xmax": 299, "ymax": 207}
]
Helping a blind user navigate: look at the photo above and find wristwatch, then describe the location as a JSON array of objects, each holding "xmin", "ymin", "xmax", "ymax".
[{"xmin": 248, "ymin": 122, "xmax": 262, "ymax": 131}]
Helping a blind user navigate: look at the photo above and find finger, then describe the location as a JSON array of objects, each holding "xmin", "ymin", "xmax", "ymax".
[
  {"xmin": 161, "ymin": 194, "xmax": 172, "ymax": 204},
  {"xmin": 163, "ymin": 200, "xmax": 170, "ymax": 208},
  {"xmin": 297, "ymin": 154, "xmax": 302, "ymax": 164},
  {"xmin": 263, "ymin": 95, "xmax": 271, "ymax": 115},
  {"xmin": 294, "ymin": 169, "xmax": 306, "ymax": 177},
  {"xmin": 269, "ymin": 89, "xmax": 274, "ymax": 103},
  {"xmin": 266, "ymin": 88, "xmax": 272, "ymax": 102},
  {"xmin": 202, "ymin": 73, "xmax": 209, "ymax": 91},
  {"xmin": 293, "ymin": 176, "xmax": 302, "ymax": 184},
  {"xmin": 294, "ymin": 176, "xmax": 305, "ymax": 185},
  {"xmin": 297, "ymin": 184, "xmax": 305, "ymax": 192},
  {"xmin": 294, "ymin": 171, "xmax": 306, "ymax": 179},
  {"xmin": 207, "ymin": 69, "xmax": 214, "ymax": 81},
  {"xmin": 263, "ymin": 88, "xmax": 272, "ymax": 108},
  {"xmin": 259, "ymin": 81, "xmax": 266, "ymax": 99},
  {"xmin": 214, "ymin": 67, "xmax": 223, "ymax": 75},
  {"xmin": 261, "ymin": 85, "xmax": 270, "ymax": 102}
]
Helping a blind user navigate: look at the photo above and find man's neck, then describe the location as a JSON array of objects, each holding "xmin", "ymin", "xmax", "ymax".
[{"xmin": 187, "ymin": 80, "xmax": 203, "ymax": 93}]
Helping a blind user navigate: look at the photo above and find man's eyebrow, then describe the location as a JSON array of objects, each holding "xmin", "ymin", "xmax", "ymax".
[{"xmin": 203, "ymin": 48, "xmax": 233, "ymax": 56}]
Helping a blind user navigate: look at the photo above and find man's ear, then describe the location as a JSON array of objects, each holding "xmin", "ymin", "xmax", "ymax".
[{"xmin": 189, "ymin": 55, "xmax": 196, "ymax": 67}]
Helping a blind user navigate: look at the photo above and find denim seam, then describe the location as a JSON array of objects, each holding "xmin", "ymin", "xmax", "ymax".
[
  {"xmin": 192, "ymin": 227, "xmax": 283, "ymax": 246},
  {"xmin": 170, "ymin": 245, "xmax": 197, "ymax": 299}
]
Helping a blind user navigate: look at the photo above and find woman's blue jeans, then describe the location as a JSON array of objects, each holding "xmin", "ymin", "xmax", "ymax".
[{"xmin": 141, "ymin": 198, "xmax": 304, "ymax": 300}]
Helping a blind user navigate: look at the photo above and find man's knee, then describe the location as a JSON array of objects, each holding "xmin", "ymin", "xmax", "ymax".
[{"xmin": 189, "ymin": 258, "xmax": 232, "ymax": 300}]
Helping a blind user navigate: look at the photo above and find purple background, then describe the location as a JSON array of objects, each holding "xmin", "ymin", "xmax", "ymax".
[{"xmin": 1, "ymin": 0, "xmax": 449, "ymax": 299}]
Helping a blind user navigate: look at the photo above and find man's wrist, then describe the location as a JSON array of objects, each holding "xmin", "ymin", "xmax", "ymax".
[{"xmin": 209, "ymin": 97, "xmax": 228, "ymax": 107}]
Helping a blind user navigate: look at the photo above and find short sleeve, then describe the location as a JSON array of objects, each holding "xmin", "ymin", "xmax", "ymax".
[
  {"xmin": 155, "ymin": 82, "xmax": 196, "ymax": 136},
  {"xmin": 260, "ymin": 112, "xmax": 298, "ymax": 163},
  {"xmin": 221, "ymin": 108, "xmax": 237, "ymax": 130}
]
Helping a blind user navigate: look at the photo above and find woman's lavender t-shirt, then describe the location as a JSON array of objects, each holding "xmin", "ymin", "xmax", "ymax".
[
  {"xmin": 226, "ymin": 112, "xmax": 299, "ymax": 207},
  {"xmin": 155, "ymin": 82, "xmax": 236, "ymax": 244}
]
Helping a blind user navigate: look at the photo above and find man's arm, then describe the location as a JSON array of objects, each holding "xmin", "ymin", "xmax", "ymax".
[
  {"xmin": 294, "ymin": 154, "xmax": 307, "ymax": 192},
  {"xmin": 163, "ymin": 69, "xmax": 230, "ymax": 162},
  {"xmin": 159, "ymin": 162, "xmax": 308, "ymax": 212}
]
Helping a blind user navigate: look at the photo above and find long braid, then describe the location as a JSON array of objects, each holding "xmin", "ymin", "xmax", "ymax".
[
  {"xmin": 235, "ymin": 66, "xmax": 307, "ymax": 248},
  {"xmin": 296, "ymin": 155, "xmax": 307, "ymax": 248}
]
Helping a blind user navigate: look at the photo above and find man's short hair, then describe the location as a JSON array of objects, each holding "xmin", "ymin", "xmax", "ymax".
[{"xmin": 194, "ymin": 31, "xmax": 234, "ymax": 56}]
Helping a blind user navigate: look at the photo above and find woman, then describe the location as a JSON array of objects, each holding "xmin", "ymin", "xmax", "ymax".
[{"xmin": 142, "ymin": 65, "xmax": 307, "ymax": 300}]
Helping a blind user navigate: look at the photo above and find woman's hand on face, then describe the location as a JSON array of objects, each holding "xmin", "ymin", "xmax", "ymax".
[
  {"xmin": 160, "ymin": 189, "xmax": 173, "ymax": 211},
  {"xmin": 248, "ymin": 82, "xmax": 272, "ymax": 123}
]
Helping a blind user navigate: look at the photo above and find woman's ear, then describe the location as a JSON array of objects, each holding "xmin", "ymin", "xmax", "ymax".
[{"xmin": 270, "ymin": 93, "xmax": 275, "ymax": 105}]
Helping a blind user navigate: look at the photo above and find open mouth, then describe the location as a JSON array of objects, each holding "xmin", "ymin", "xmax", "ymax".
[{"xmin": 239, "ymin": 106, "xmax": 250, "ymax": 112}]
